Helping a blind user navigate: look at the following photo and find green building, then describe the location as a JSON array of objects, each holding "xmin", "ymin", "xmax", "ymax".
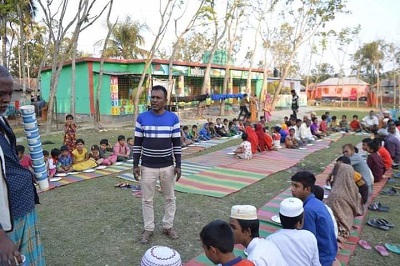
[{"xmin": 40, "ymin": 58, "xmax": 295, "ymax": 120}]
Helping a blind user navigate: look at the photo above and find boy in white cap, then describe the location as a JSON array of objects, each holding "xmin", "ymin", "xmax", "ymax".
[
  {"xmin": 200, "ymin": 220, "xmax": 255, "ymax": 266},
  {"xmin": 266, "ymin": 197, "xmax": 320, "ymax": 266},
  {"xmin": 141, "ymin": 246, "xmax": 182, "ymax": 266},
  {"xmin": 229, "ymin": 205, "xmax": 287, "ymax": 266}
]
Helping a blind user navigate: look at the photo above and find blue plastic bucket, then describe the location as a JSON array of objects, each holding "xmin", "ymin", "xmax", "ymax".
[
  {"xmin": 20, "ymin": 105, "xmax": 35, "ymax": 115},
  {"xmin": 31, "ymin": 150, "xmax": 44, "ymax": 160},
  {"xmin": 22, "ymin": 113, "xmax": 36, "ymax": 123},
  {"xmin": 27, "ymin": 136, "xmax": 41, "ymax": 146},
  {"xmin": 25, "ymin": 129, "xmax": 40, "ymax": 139},
  {"xmin": 24, "ymin": 121, "xmax": 38, "ymax": 131},
  {"xmin": 31, "ymin": 156, "xmax": 45, "ymax": 166},
  {"xmin": 28, "ymin": 143, "xmax": 42, "ymax": 153}
]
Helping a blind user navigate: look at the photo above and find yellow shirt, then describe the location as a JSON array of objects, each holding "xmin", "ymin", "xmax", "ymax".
[
  {"xmin": 72, "ymin": 148, "xmax": 87, "ymax": 163},
  {"xmin": 354, "ymin": 171, "xmax": 365, "ymax": 187}
]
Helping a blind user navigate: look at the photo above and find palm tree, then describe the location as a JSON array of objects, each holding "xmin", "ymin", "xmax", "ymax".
[
  {"xmin": 102, "ymin": 16, "xmax": 149, "ymax": 59},
  {"xmin": 0, "ymin": 0, "xmax": 37, "ymax": 67}
]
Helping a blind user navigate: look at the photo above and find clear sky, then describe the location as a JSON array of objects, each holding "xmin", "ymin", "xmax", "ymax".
[{"xmin": 36, "ymin": 0, "xmax": 400, "ymax": 75}]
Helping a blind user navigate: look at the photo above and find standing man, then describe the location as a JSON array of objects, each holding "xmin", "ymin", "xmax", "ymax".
[
  {"xmin": 290, "ymin": 90, "xmax": 299, "ymax": 119},
  {"xmin": 238, "ymin": 94, "xmax": 250, "ymax": 120},
  {"xmin": 133, "ymin": 85, "xmax": 182, "ymax": 244},
  {"xmin": 0, "ymin": 65, "xmax": 45, "ymax": 265}
]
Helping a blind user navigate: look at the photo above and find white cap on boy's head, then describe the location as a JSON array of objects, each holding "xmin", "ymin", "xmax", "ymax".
[
  {"xmin": 141, "ymin": 246, "xmax": 182, "ymax": 266},
  {"xmin": 230, "ymin": 205, "xmax": 258, "ymax": 220},
  {"xmin": 377, "ymin": 128, "xmax": 389, "ymax": 137},
  {"xmin": 279, "ymin": 197, "xmax": 304, "ymax": 217}
]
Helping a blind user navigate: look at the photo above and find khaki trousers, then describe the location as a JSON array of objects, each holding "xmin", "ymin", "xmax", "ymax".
[{"xmin": 141, "ymin": 165, "xmax": 176, "ymax": 231}]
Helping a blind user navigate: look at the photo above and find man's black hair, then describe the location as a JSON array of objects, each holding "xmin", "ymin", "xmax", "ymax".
[
  {"xmin": 336, "ymin": 155, "xmax": 351, "ymax": 165},
  {"xmin": 237, "ymin": 219, "xmax": 259, "ymax": 238},
  {"xmin": 151, "ymin": 85, "xmax": 167, "ymax": 99},
  {"xmin": 280, "ymin": 212, "xmax": 304, "ymax": 230},
  {"xmin": 100, "ymin": 139, "xmax": 109, "ymax": 145},
  {"xmin": 291, "ymin": 171, "xmax": 316, "ymax": 189},
  {"xmin": 311, "ymin": 185, "xmax": 324, "ymax": 201},
  {"xmin": 362, "ymin": 137, "xmax": 372, "ymax": 144},
  {"xmin": 117, "ymin": 135, "xmax": 125, "ymax": 141}
]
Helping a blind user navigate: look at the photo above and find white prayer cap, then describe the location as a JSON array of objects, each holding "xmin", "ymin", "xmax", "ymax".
[
  {"xmin": 382, "ymin": 118, "xmax": 389, "ymax": 124},
  {"xmin": 383, "ymin": 110, "xmax": 390, "ymax": 114},
  {"xmin": 377, "ymin": 128, "xmax": 389, "ymax": 136},
  {"xmin": 279, "ymin": 197, "xmax": 304, "ymax": 217},
  {"xmin": 141, "ymin": 246, "xmax": 182, "ymax": 266},
  {"xmin": 230, "ymin": 205, "xmax": 258, "ymax": 220}
]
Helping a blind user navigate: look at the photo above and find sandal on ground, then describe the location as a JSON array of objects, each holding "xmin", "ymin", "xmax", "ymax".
[
  {"xmin": 368, "ymin": 202, "xmax": 390, "ymax": 212},
  {"xmin": 358, "ymin": 240, "xmax": 372, "ymax": 250},
  {"xmin": 380, "ymin": 187, "xmax": 398, "ymax": 195},
  {"xmin": 384, "ymin": 243, "xmax": 400, "ymax": 255},
  {"xmin": 393, "ymin": 172, "xmax": 400, "ymax": 178},
  {"xmin": 367, "ymin": 219, "xmax": 390, "ymax": 231},
  {"xmin": 375, "ymin": 245, "xmax": 389, "ymax": 256},
  {"xmin": 375, "ymin": 218, "xmax": 395, "ymax": 228},
  {"xmin": 114, "ymin": 182, "xmax": 131, "ymax": 188}
]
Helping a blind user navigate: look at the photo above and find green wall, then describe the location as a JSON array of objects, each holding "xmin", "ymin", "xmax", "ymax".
[{"xmin": 41, "ymin": 63, "xmax": 91, "ymax": 115}]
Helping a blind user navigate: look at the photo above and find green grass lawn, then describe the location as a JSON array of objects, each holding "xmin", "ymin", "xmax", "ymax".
[{"xmin": 16, "ymin": 108, "xmax": 400, "ymax": 265}]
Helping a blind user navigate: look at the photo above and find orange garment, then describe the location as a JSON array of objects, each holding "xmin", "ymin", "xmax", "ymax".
[
  {"xmin": 255, "ymin": 124, "xmax": 267, "ymax": 151},
  {"xmin": 245, "ymin": 126, "xmax": 259, "ymax": 154},
  {"xmin": 378, "ymin": 146, "xmax": 393, "ymax": 170},
  {"xmin": 350, "ymin": 120, "xmax": 360, "ymax": 131},
  {"xmin": 264, "ymin": 132, "xmax": 273, "ymax": 150}
]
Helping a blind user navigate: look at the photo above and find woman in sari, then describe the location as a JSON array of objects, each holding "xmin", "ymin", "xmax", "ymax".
[
  {"xmin": 326, "ymin": 163, "xmax": 362, "ymax": 243},
  {"xmin": 263, "ymin": 93, "xmax": 272, "ymax": 122},
  {"xmin": 249, "ymin": 95, "xmax": 258, "ymax": 123},
  {"xmin": 254, "ymin": 124, "xmax": 267, "ymax": 151},
  {"xmin": 245, "ymin": 123, "xmax": 259, "ymax": 154}
]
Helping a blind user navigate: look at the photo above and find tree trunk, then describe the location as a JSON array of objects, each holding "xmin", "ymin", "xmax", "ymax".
[
  {"xmin": 270, "ymin": 51, "xmax": 297, "ymax": 110},
  {"xmin": 133, "ymin": 0, "xmax": 176, "ymax": 124},
  {"xmin": 17, "ymin": 4, "xmax": 27, "ymax": 104},
  {"xmin": 1, "ymin": 13, "xmax": 7, "ymax": 67},
  {"xmin": 94, "ymin": 0, "xmax": 115, "ymax": 130},
  {"xmin": 70, "ymin": 34, "xmax": 79, "ymax": 116}
]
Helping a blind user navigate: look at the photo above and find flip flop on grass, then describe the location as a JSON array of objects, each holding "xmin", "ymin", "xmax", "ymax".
[
  {"xmin": 358, "ymin": 240, "xmax": 372, "ymax": 250},
  {"xmin": 375, "ymin": 245, "xmax": 389, "ymax": 256},
  {"xmin": 375, "ymin": 218, "xmax": 395, "ymax": 228},
  {"xmin": 368, "ymin": 202, "xmax": 390, "ymax": 212},
  {"xmin": 384, "ymin": 243, "xmax": 400, "ymax": 255},
  {"xmin": 380, "ymin": 187, "xmax": 398, "ymax": 196},
  {"xmin": 367, "ymin": 219, "xmax": 390, "ymax": 231}
]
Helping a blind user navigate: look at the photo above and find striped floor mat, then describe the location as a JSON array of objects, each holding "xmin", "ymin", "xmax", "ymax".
[
  {"xmin": 37, "ymin": 162, "xmax": 132, "ymax": 193},
  {"xmin": 185, "ymin": 161, "xmax": 389, "ymax": 265},
  {"xmin": 175, "ymin": 167, "xmax": 267, "ymax": 197}
]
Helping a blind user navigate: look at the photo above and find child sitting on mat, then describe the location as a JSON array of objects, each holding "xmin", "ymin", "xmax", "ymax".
[
  {"xmin": 113, "ymin": 135, "xmax": 130, "ymax": 162},
  {"xmin": 45, "ymin": 148, "xmax": 60, "ymax": 178},
  {"xmin": 57, "ymin": 145, "xmax": 73, "ymax": 173},
  {"xmin": 72, "ymin": 138, "xmax": 97, "ymax": 171},
  {"xmin": 234, "ymin": 133, "xmax": 252, "ymax": 160},
  {"xmin": 99, "ymin": 139, "xmax": 117, "ymax": 166}
]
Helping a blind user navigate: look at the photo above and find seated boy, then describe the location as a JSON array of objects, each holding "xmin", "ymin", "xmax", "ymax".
[
  {"xmin": 57, "ymin": 145, "xmax": 73, "ymax": 173},
  {"xmin": 267, "ymin": 197, "xmax": 320, "ymax": 266},
  {"xmin": 126, "ymin": 137, "xmax": 134, "ymax": 159},
  {"xmin": 16, "ymin": 144, "xmax": 32, "ymax": 170},
  {"xmin": 113, "ymin": 135, "xmax": 130, "ymax": 161},
  {"xmin": 350, "ymin": 115, "xmax": 362, "ymax": 132},
  {"xmin": 200, "ymin": 220, "xmax": 254, "ymax": 266}
]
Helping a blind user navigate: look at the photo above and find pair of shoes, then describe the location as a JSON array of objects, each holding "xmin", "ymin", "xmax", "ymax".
[
  {"xmin": 140, "ymin": 230, "xmax": 153, "ymax": 244},
  {"xmin": 380, "ymin": 187, "xmax": 398, "ymax": 195},
  {"xmin": 162, "ymin": 227, "xmax": 180, "ymax": 239},
  {"xmin": 368, "ymin": 202, "xmax": 390, "ymax": 212}
]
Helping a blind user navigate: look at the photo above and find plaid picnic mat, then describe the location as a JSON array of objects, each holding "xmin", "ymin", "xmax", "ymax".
[{"xmin": 37, "ymin": 162, "xmax": 132, "ymax": 193}]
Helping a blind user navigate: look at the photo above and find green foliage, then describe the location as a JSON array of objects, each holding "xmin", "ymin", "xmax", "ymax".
[{"xmin": 101, "ymin": 16, "xmax": 149, "ymax": 59}]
